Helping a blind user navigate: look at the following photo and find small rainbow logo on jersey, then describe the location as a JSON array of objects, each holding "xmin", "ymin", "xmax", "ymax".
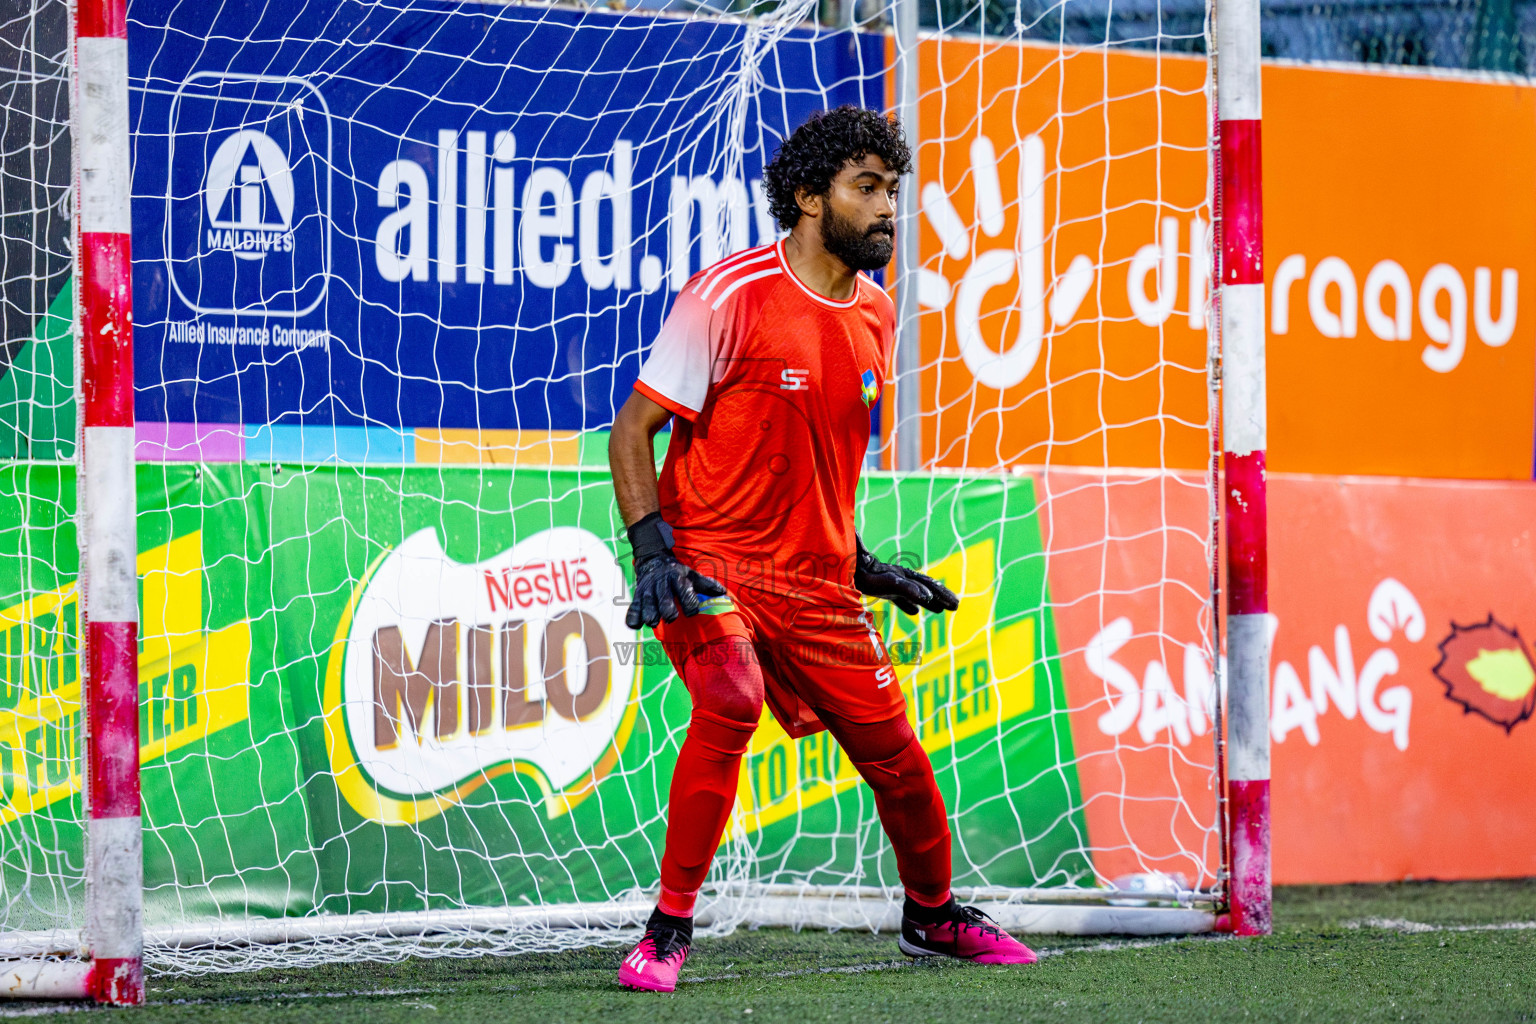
[{"xmin": 860, "ymin": 369, "xmax": 879, "ymax": 407}]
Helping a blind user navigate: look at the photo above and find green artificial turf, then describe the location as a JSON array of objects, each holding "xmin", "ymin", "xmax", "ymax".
[{"xmin": 9, "ymin": 880, "xmax": 1535, "ymax": 1023}]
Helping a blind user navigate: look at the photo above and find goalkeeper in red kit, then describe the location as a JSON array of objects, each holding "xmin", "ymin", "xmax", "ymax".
[{"xmin": 609, "ymin": 106, "xmax": 1037, "ymax": 993}]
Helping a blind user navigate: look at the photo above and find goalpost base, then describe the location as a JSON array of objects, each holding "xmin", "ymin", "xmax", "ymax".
[
  {"xmin": 0, "ymin": 960, "xmax": 91, "ymax": 1000},
  {"xmin": 0, "ymin": 891, "xmax": 1216, "ymax": 986},
  {"xmin": 727, "ymin": 898, "xmax": 1215, "ymax": 936}
]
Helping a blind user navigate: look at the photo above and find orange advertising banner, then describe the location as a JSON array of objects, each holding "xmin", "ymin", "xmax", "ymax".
[
  {"xmin": 910, "ymin": 41, "xmax": 1212, "ymax": 472},
  {"xmin": 912, "ymin": 42, "xmax": 1536, "ymax": 480},
  {"xmin": 1044, "ymin": 469, "xmax": 1536, "ymax": 884},
  {"xmin": 1264, "ymin": 66, "xmax": 1536, "ymax": 480},
  {"xmin": 1264, "ymin": 472, "xmax": 1536, "ymax": 882},
  {"xmin": 1029, "ymin": 467, "xmax": 1220, "ymax": 887}
]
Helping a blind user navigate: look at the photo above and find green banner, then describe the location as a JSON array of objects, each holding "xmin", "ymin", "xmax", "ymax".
[
  {"xmin": 0, "ymin": 463, "xmax": 1089, "ymax": 933},
  {"xmin": 0, "ymin": 280, "xmax": 74, "ymax": 461}
]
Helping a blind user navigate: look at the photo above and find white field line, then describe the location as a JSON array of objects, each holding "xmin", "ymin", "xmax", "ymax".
[
  {"xmin": 0, "ymin": 1008, "xmax": 82, "ymax": 1019},
  {"xmin": 1038, "ymin": 935, "xmax": 1218, "ymax": 956},
  {"xmin": 1343, "ymin": 918, "xmax": 1536, "ymax": 934},
  {"xmin": 681, "ymin": 932, "xmax": 1218, "ymax": 983}
]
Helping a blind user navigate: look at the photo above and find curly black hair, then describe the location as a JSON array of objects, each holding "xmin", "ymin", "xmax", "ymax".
[{"xmin": 763, "ymin": 106, "xmax": 911, "ymax": 231}]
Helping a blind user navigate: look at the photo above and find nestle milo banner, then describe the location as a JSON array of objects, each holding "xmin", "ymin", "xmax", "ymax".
[{"xmin": 0, "ymin": 464, "xmax": 1087, "ymax": 932}]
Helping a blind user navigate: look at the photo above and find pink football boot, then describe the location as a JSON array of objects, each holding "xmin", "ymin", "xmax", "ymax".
[
  {"xmin": 617, "ymin": 911, "xmax": 693, "ymax": 992},
  {"xmin": 899, "ymin": 902, "xmax": 1039, "ymax": 965}
]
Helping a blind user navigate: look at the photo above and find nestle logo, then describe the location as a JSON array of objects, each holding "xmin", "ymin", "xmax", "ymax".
[
  {"xmin": 326, "ymin": 526, "xmax": 637, "ymax": 825},
  {"xmin": 483, "ymin": 558, "xmax": 596, "ymax": 612}
]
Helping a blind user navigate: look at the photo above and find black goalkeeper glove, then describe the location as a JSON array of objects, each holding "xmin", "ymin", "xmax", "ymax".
[
  {"xmin": 624, "ymin": 512, "xmax": 728, "ymax": 629},
  {"xmin": 853, "ymin": 535, "xmax": 960, "ymax": 616}
]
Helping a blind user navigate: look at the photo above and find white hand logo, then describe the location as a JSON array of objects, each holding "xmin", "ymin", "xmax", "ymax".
[{"xmin": 917, "ymin": 134, "xmax": 1095, "ymax": 390}]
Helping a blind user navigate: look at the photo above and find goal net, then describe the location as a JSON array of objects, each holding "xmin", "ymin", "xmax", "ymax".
[{"xmin": 0, "ymin": 0, "xmax": 1221, "ymax": 976}]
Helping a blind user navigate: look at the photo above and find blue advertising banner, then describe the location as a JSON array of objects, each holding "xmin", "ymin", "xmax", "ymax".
[{"xmin": 129, "ymin": 0, "xmax": 883, "ymax": 433}]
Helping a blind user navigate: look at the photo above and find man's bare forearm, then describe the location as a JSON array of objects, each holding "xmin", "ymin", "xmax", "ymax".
[
  {"xmin": 611, "ymin": 427, "xmax": 660, "ymax": 527},
  {"xmin": 610, "ymin": 391, "xmax": 672, "ymax": 528}
]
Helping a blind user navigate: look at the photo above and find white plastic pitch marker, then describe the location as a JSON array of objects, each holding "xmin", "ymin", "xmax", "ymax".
[
  {"xmin": 76, "ymin": 0, "xmax": 145, "ymax": 1004},
  {"xmin": 1215, "ymin": 0, "xmax": 1272, "ymax": 937}
]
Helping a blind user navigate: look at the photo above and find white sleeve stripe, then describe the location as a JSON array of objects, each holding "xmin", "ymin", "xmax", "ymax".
[
  {"xmin": 698, "ymin": 248, "xmax": 778, "ymax": 300},
  {"xmin": 711, "ymin": 267, "xmax": 781, "ymax": 310},
  {"xmin": 693, "ymin": 245, "xmax": 771, "ymax": 297}
]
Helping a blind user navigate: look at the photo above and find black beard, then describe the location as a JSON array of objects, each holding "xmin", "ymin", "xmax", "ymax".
[{"xmin": 820, "ymin": 202, "xmax": 893, "ymax": 272}]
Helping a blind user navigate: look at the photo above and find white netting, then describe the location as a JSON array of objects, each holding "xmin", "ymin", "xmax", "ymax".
[
  {"xmin": 899, "ymin": 0, "xmax": 1222, "ymax": 907},
  {"xmin": 1, "ymin": 0, "xmax": 73, "ymax": 462},
  {"xmin": 0, "ymin": 0, "xmax": 1221, "ymax": 976}
]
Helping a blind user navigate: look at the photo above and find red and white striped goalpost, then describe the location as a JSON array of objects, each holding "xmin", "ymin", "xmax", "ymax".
[
  {"xmin": 1214, "ymin": 0, "xmax": 1273, "ymax": 936},
  {"xmin": 75, "ymin": 0, "xmax": 145, "ymax": 1004}
]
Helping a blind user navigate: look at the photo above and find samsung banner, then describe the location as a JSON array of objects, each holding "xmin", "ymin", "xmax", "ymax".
[{"xmin": 130, "ymin": 0, "xmax": 882, "ymax": 431}]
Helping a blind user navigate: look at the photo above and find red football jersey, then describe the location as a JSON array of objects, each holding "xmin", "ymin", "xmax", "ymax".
[{"xmin": 634, "ymin": 241, "xmax": 895, "ymax": 607}]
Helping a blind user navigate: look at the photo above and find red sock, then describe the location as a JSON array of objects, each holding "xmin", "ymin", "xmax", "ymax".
[
  {"xmin": 658, "ymin": 638, "xmax": 764, "ymax": 914},
  {"xmin": 821, "ymin": 711, "xmax": 952, "ymax": 906}
]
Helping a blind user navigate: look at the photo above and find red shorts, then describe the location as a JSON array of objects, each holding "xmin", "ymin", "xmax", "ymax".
[{"xmin": 653, "ymin": 586, "xmax": 905, "ymax": 738}]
